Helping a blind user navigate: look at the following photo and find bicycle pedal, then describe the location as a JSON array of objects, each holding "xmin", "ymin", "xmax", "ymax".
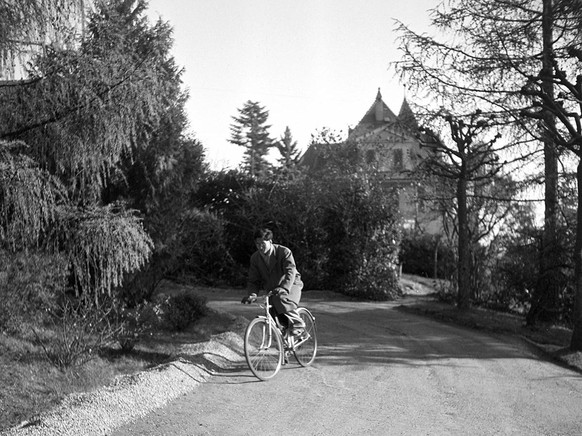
[{"xmin": 291, "ymin": 328, "xmax": 305, "ymax": 338}]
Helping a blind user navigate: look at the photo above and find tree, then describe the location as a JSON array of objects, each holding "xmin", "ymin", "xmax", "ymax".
[
  {"xmin": 420, "ymin": 110, "xmax": 504, "ymax": 309},
  {"xmin": 276, "ymin": 126, "xmax": 301, "ymax": 170},
  {"xmin": 520, "ymin": 20, "xmax": 582, "ymax": 349},
  {"xmin": 0, "ymin": 0, "xmax": 193, "ymax": 303},
  {"xmin": 0, "ymin": 140, "xmax": 62, "ymax": 250},
  {"xmin": 0, "ymin": 0, "xmax": 88, "ymax": 70},
  {"xmin": 229, "ymin": 100, "xmax": 274, "ymax": 177},
  {"xmin": 394, "ymin": 0, "xmax": 567, "ymax": 323},
  {"xmin": 396, "ymin": 0, "xmax": 582, "ymax": 348},
  {"xmin": 525, "ymin": 0, "xmax": 561, "ymax": 326}
]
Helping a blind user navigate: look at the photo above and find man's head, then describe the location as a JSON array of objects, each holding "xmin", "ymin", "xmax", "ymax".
[{"xmin": 253, "ymin": 228, "xmax": 273, "ymax": 255}]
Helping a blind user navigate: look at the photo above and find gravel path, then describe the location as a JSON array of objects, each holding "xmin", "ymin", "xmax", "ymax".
[{"xmin": 1, "ymin": 332, "xmax": 246, "ymax": 436}]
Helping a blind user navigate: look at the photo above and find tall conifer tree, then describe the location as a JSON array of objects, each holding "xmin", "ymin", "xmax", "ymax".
[
  {"xmin": 229, "ymin": 100, "xmax": 274, "ymax": 177},
  {"xmin": 276, "ymin": 126, "xmax": 301, "ymax": 170}
]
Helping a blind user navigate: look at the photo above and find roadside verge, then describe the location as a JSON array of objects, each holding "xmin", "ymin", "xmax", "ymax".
[
  {"xmin": 396, "ymin": 297, "xmax": 582, "ymax": 375},
  {"xmin": 2, "ymin": 331, "xmax": 247, "ymax": 436}
]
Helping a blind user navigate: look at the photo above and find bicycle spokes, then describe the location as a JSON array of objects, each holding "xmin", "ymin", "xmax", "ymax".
[
  {"xmin": 244, "ymin": 318, "xmax": 283, "ymax": 380},
  {"xmin": 243, "ymin": 294, "xmax": 317, "ymax": 380}
]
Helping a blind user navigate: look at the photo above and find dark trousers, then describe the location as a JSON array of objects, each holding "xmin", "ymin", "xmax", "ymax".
[{"xmin": 269, "ymin": 287, "xmax": 304, "ymax": 329}]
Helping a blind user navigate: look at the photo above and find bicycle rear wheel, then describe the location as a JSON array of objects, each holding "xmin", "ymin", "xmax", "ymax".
[
  {"xmin": 293, "ymin": 308, "xmax": 317, "ymax": 366},
  {"xmin": 244, "ymin": 318, "xmax": 283, "ymax": 380}
]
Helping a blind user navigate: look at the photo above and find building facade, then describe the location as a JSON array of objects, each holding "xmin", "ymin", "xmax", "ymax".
[{"xmin": 301, "ymin": 88, "xmax": 443, "ymax": 234}]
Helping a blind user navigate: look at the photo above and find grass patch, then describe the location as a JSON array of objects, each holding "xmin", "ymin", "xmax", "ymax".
[
  {"xmin": 0, "ymin": 328, "xmax": 163, "ymax": 430},
  {"xmin": 0, "ymin": 284, "xmax": 239, "ymax": 432}
]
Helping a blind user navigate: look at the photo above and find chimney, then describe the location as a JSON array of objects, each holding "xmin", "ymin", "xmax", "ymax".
[{"xmin": 375, "ymin": 87, "xmax": 383, "ymax": 122}]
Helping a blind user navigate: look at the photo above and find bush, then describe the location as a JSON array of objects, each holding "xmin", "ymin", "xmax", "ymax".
[
  {"xmin": 344, "ymin": 259, "xmax": 402, "ymax": 301},
  {"xmin": 191, "ymin": 169, "xmax": 402, "ymax": 298},
  {"xmin": 0, "ymin": 251, "xmax": 67, "ymax": 334},
  {"xmin": 113, "ymin": 300, "xmax": 162, "ymax": 352},
  {"xmin": 318, "ymin": 173, "xmax": 401, "ymax": 299},
  {"xmin": 160, "ymin": 292, "xmax": 208, "ymax": 331},
  {"xmin": 33, "ymin": 293, "xmax": 121, "ymax": 370},
  {"xmin": 178, "ymin": 209, "xmax": 237, "ymax": 285}
]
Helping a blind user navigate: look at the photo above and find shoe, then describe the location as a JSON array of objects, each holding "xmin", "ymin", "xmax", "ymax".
[{"xmin": 291, "ymin": 326, "xmax": 305, "ymax": 336}]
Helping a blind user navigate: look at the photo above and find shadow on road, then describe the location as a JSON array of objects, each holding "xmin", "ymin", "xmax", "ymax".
[
  {"xmin": 312, "ymin": 305, "xmax": 567, "ymax": 370},
  {"xmin": 196, "ymin": 287, "xmax": 581, "ymax": 378}
]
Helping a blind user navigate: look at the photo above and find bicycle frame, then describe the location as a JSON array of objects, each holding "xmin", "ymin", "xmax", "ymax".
[
  {"xmin": 254, "ymin": 292, "xmax": 311, "ymax": 351},
  {"xmin": 254, "ymin": 295, "xmax": 277, "ymax": 350},
  {"xmin": 244, "ymin": 291, "xmax": 317, "ymax": 380}
]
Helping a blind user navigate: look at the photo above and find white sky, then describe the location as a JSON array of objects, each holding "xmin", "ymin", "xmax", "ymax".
[{"xmin": 146, "ymin": 0, "xmax": 437, "ymax": 170}]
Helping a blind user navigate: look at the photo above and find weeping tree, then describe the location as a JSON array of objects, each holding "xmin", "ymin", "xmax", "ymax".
[
  {"xmin": 0, "ymin": 0, "xmax": 189, "ymax": 308},
  {"xmin": 0, "ymin": 140, "xmax": 62, "ymax": 250}
]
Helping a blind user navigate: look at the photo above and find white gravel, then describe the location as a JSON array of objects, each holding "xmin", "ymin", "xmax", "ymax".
[{"xmin": 2, "ymin": 332, "xmax": 246, "ymax": 436}]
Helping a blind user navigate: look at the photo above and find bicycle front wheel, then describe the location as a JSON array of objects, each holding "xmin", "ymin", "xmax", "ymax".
[
  {"xmin": 293, "ymin": 308, "xmax": 317, "ymax": 366},
  {"xmin": 244, "ymin": 318, "xmax": 283, "ymax": 380}
]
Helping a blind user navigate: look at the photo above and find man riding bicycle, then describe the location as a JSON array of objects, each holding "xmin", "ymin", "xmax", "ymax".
[{"xmin": 241, "ymin": 228, "xmax": 306, "ymax": 335}]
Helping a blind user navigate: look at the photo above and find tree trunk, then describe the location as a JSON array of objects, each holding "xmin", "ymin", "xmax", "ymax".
[
  {"xmin": 457, "ymin": 176, "xmax": 471, "ymax": 310},
  {"xmin": 527, "ymin": 0, "xmax": 561, "ymax": 325},
  {"xmin": 433, "ymin": 236, "xmax": 440, "ymax": 280},
  {"xmin": 570, "ymin": 160, "xmax": 582, "ymax": 350}
]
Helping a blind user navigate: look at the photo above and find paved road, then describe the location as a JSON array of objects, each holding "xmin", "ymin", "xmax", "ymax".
[{"xmin": 113, "ymin": 290, "xmax": 582, "ymax": 436}]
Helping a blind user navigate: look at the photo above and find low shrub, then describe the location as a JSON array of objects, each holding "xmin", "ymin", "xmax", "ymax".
[
  {"xmin": 113, "ymin": 300, "xmax": 162, "ymax": 352},
  {"xmin": 33, "ymin": 294, "xmax": 120, "ymax": 370},
  {"xmin": 160, "ymin": 292, "xmax": 208, "ymax": 331},
  {"xmin": 342, "ymin": 237, "xmax": 402, "ymax": 301}
]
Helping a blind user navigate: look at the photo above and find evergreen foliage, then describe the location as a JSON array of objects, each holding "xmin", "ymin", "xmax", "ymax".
[
  {"xmin": 177, "ymin": 208, "xmax": 235, "ymax": 286},
  {"xmin": 0, "ymin": 140, "xmax": 63, "ymax": 250},
  {"xmin": 275, "ymin": 126, "xmax": 301, "ymax": 171},
  {"xmin": 394, "ymin": 0, "xmax": 582, "ymax": 346},
  {"xmin": 229, "ymin": 100, "xmax": 274, "ymax": 177},
  {"xmin": 0, "ymin": 0, "xmax": 85, "ymax": 58},
  {"xmin": 0, "ymin": 1, "xmax": 207, "ymax": 356},
  {"xmin": 193, "ymin": 153, "xmax": 402, "ymax": 300},
  {"xmin": 63, "ymin": 204, "xmax": 153, "ymax": 299}
]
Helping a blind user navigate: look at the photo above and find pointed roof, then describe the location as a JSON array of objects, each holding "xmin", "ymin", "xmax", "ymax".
[
  {"xmin": 397, "ymin": 98, "xmax": 419, "ymax": 131},
  {"xmin": 300, "ymin": 88, "xmax": 429, "ymax": 171},
  {"xmin": 356, "ymin": 88, "xmax": 397, "ymax": 126},
  {"xmin": 349, "ymin": 88, "xmax": 416, "ymax": 141}
]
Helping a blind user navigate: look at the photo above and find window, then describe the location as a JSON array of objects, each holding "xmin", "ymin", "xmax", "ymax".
[{"xmin": 393, "ymin": 149, "xmax": 403, "ymax": 170}]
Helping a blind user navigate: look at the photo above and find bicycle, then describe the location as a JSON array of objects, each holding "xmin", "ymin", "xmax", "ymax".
[{"xmin": 243, "ymin": 291, "xmax": 317, "ymax": 381}]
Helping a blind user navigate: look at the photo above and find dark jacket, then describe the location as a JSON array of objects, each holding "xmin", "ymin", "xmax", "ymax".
[{"xmin": 247, "ymin": 244, "xmax": 303, "ymax": 304}]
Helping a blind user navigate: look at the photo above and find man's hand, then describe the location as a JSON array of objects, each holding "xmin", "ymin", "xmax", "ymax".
[
  {"xmin": 271, "ymin": 287, "xmax": 287, "ymax": 296},
  {"xmin": 241, "ymin": 293, "xmax": 257, "ymax": 304}
]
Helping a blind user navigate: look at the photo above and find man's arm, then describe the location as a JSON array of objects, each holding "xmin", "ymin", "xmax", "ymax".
[
  {"xmin": 242, "ymin": 254, "xmax": 261, "ymax": 304},
  {"xmin": 246, "ymin": 253, "xmax": 262, "ymax": 293},
  {"xmin": 277, "ymin": 246, "xmax": 297, "ymax": 291}
]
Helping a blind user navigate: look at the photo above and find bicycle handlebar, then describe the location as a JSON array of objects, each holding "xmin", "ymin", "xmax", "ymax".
[{"xmin": 242, "ymin": 289, "xmax": 281, "ymax": 305}]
